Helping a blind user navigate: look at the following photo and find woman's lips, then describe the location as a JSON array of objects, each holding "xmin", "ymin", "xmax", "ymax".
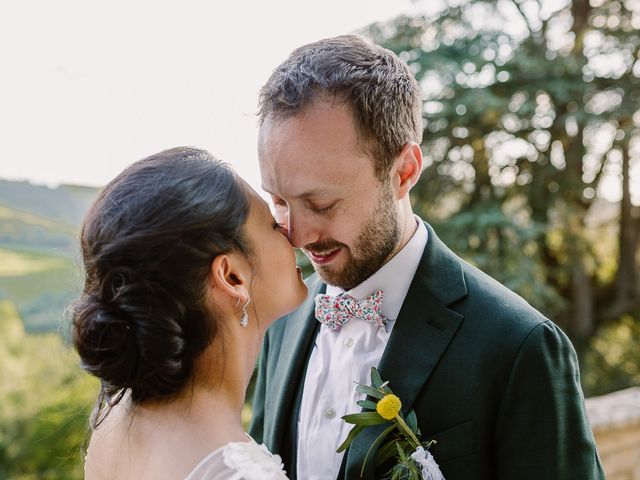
[{"xmin": 307, "ymin": 248, "xmax": 341, "ymax": 265}]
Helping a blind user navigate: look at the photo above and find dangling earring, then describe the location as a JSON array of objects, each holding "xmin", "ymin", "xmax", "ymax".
[{"xmin": 237, "ymin": 297, "xmax": 251, "ymax": 327}]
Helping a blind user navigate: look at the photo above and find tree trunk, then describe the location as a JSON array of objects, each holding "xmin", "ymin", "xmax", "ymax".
[
  {"xmin": 617, "ymin": 143, "xmax": 636, "ymax": 297},
  {"xmin": 605, "ymin": 141, "xmax": 640, "ymax": 320},
  {"xmin": 571, "ymin": 0, "xmax": 592, "ymax": 53},
  {"xmin": 570, "ymin": 260, "xmax": 595, "ymax": 339}
]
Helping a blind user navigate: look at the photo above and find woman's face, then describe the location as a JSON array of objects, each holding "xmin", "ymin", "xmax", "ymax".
[{"xmin": 243, "ymin": 186, "xmax": 308, "ymax": 326}]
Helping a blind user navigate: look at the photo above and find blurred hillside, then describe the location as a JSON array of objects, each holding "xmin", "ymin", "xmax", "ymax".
[
  {"xmin": 0, "ymin": 179, "xmax": 99, "ymax": 332},
  {"xmin": 0, "ymin": 179, "xmax": 97, "ymax": 254},
  {"xmin": 0, "ymin": 181, "xmax": 100, "ymax": 478}
]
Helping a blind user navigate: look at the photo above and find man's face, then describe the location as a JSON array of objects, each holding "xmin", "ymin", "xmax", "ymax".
[{"xmin": 258, "ymin": 100, "xmax": 401, "ymax": 290}]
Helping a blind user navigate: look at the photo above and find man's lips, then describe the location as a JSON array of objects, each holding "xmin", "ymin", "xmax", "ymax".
[{"xmin": 306, "ymin": 248, "xmax": 341, "ymax": 265}]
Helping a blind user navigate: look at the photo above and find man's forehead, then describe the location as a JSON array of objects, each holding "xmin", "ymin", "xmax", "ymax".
[
  {"xmin": 258, "ymin": 101, "xmax": 356, "ymax": 149},
  {"xmin": 257, "ymin": 102, "xmax": 376, "ymax": 199},
  {"xmin": 261, "ymin": 183, "xmax": 336, "ymax": 199},
  {"xmin": 257, "ymin": 114, "xmax": 295, "ymax": 148},
  {"xmin": 258, "ymin": 143, "xmax": 344, "ymax": 199}
]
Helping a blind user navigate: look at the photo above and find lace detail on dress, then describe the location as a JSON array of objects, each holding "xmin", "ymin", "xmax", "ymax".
[{"xmin": 221, "ymin": 439, "xmax": 288, "ymax": 480}]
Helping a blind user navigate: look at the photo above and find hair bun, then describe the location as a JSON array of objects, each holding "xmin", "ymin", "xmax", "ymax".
[{"xmin": 72, "ymin": 267, "xmax": 195, "ymax": 403}]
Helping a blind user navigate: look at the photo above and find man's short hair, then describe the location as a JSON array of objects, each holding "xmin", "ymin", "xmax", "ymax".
[{"xmin": 258, "ymin": 34, "xmax": 423, "ymax": 179}]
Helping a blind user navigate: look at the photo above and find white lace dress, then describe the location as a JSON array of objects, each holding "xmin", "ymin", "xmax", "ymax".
[{"xmin": 184, "ymin": 436, "xmax": 288, "ymax": 480}]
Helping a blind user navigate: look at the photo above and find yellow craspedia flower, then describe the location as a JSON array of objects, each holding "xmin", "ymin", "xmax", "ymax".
[{"xmin": 376, "ymin": 394, "xmax": 401, "ymax": 420}]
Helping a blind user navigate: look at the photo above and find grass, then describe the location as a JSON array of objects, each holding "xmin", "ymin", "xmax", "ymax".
[
  {"xmin": 0, "ymin": 205, "xmax": 76, "ymax": 236},
  {"xmin": 0, "ymin": 299, "xmax": 98, "ymax": 480},
  {"xmin": 0, "ymin": 246, "xmax": 80, "ymax": 332},
  {"xmin": 0, "ymin": 247, "xmax": 73, "ymax": 277}
]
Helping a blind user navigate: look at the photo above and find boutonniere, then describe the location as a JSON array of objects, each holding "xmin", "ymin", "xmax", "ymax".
[{"xmin": 337, "ymin": 368, "xmax": 444, "ymax": 480}]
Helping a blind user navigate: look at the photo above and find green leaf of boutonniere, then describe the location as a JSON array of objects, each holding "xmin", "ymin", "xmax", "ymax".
[
  {"xmin": 337, "ymin": 367, "xmax": 442, "ymax": 479},
  {"xmin": 361, "ymin": 423, "xmax": 397, "ymax": 477},
  {"xmin": 406, "ymin": 410, "xmax": 419, "ymax": 434},
  {"xmin": 355, "ymin": 384, "xmax": 386, "ymax": 400},
  {"xmin": 374, "ymin": 439, "xmax": 413, "ymax": 468},
  {"xmin": 370, "ymin": 367, "xmax": 385, "ymax": 388},
  {"xmin": 386, "ymin": 442, "xmax": 423, "ymax": 480},
  {"xmin": 357, "ymin": 399, "xmax": 378, "ymax": 410},
  {"xmin": 342, "ymin": 411, "xmax": 389, "ymax": 426},
  {"xmin": 337, "ymin": 424, "xmax": 365, "ymax": 453}
]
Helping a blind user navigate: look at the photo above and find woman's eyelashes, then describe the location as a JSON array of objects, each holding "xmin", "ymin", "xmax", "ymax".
[{"xmin": 272, "ymin": 221, "xmax": 289, "ymax": 237}]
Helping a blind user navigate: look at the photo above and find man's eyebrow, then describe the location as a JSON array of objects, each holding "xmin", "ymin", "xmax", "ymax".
[
  {"xmin": 261, "ymin": 186, "xmax": 333, "ymax": 200},
  {"xmin": 294, "ymin": 189, "xmax": 333, "ymax": 199}
]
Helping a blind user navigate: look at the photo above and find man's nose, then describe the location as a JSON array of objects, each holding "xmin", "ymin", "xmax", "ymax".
[{"xmin": 285, "ymin": 209, "xmax": 319, "ymax": 249}]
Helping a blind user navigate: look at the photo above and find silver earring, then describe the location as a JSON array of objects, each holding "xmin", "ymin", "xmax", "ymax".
[{"xmin": 240, "ymin": 297, "xmax": 251, "ymax": 327}]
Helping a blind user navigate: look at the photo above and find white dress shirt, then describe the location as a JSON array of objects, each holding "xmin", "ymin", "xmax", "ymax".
[{"xmin": 296, "ymin": 218, "xmax": 428, "ymax": 480}]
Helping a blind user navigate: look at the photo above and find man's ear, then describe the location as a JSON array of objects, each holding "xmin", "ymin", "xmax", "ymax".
[
  {"xmin": 392, "ymin": 142, "xmax": 423, "ymax": 199},
  {"xmin": 208, "ymin": 252, "xmax": 250, "ymax": 306}
]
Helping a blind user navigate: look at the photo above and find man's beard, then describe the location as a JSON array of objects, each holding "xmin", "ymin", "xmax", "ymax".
[{"xmin": 304, "ymin": 183, "xmax": 401, "ymax": 290}]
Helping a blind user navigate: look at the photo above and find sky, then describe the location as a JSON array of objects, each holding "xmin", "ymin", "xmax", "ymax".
[
  {"xmin": 0, "ymin": 0, "xmax": 633, "ymax": 204},
  {"xmin": 0, "ymin": 0, "xmax": 422, "ymax": 192}
]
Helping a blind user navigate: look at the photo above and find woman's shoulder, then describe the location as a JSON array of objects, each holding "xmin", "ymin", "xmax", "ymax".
[{"xmin": 185, "ymin": 436, "xmax": 288, "ymax": 480}]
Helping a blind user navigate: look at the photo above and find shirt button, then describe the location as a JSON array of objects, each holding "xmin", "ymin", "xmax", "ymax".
[
  {"xmin": 324, "ymin": 408, "xmax": 336, "ymax": 419},
  {"xmin": 344, "ymin": 337, "xmax": 354, "ymax": 348}
]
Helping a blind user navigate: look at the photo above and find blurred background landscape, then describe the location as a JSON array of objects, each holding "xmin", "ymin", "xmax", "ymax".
[
  {"xmin": 2, "ymin": 0, "xmax": 640, "ymax": 478},
  {"xmin": 0, "ymin": 180, "xmax": 98, "ymax": 478}
]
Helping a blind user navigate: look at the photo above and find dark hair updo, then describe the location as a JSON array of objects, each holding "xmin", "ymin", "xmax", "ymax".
[{"xmin": 71, "ymin": 147, "xmax": 251, "ymax": 424}]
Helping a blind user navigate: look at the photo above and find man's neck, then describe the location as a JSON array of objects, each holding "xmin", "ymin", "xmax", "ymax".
[{"xmin": 387, "ymin": 204, "xmax": 419, "ymax": 264}]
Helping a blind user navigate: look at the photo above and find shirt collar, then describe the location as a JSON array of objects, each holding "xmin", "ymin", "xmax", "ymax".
[{"xmin": 326, "ymin": 216, "xmax": 428, "ymax": 321}]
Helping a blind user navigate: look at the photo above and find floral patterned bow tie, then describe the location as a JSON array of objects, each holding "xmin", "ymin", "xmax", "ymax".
[{"xmin": 314, "ymin": 290, "xmax": 388, "ymax": 331}]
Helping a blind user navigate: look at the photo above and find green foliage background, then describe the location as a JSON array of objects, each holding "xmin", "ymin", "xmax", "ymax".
[
  {"xmin": 0, "ymin": 182, "xmax": 98, "ymax": 479},
  {"xmin": 0, "ymin": 300, "xmax": 98, "ymax": 479},
  {"xmin": 360, "ymin": 0, "xmax": 640, "ymax": 390}
]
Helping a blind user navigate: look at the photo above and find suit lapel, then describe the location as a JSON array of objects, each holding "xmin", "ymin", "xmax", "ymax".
[
  {"xmin": 345, "ymin": 224, "xmax": 468, "ymax": 479},
  {"xmin": 265, "ymin": 275, "xmax": 325, "ymax": 453}
]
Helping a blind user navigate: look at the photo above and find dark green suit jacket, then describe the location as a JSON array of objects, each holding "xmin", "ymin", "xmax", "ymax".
[{"xmin": 249, "ymin": 223, "xmax": 604, "ymax": 479}]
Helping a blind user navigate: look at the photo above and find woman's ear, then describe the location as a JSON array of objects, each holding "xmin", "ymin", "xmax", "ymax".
[{"xmin": 208, "ymin": 252, "xmax": 250, "ymax": 306}]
